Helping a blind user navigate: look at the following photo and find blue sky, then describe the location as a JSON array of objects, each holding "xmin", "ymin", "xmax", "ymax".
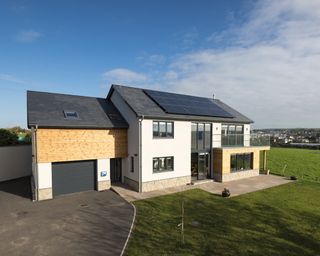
[{"xmin": 1, "ymin": 0, "xmax": 320, "ymax": 128}]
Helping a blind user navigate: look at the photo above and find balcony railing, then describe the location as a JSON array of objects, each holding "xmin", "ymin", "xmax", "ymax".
[
  {"xmin": 221, "ymin": 134, "xmax": 244, "ymax": 147},
  {"xmin": 221, "ymin": 133, "xmax": 270, "ymax": 147},
  {"xmin": 249, "ymin": 133, "xmax": 270, "ymax": 147}
]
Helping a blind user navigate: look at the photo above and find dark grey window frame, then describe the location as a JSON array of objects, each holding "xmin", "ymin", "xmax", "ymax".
[
  {"xmin": 221, "ymin": 124, "xmax": 244, "ymax": 146},
  {"xmin": 153, "ymin": 156, "xmax": 174, "ymax": 173},
  {"xmin": 153, "ymin": 121, "xmax": 174, "ymax": 138},
  {"xmin": 191, "ymin": 122, "xmax": 212, "ymax": 151},
  {"xmin": 230, "ymin": 153, "xmax": 253, "ymax": 172},
  {"xmin": 63, "ymin": 110, "xmax": 79, "ymax": 119}
]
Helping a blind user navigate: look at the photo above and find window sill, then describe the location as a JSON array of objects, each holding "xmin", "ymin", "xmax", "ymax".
[
  {"xmin": 231, "ymin": 169, "xmax": 252, "ymax": 173},
  {"xmin": 153, "ymin": 169, "xmax": 174, "ymax": 174},
  {"xmin": 153, "ymin": 137, "xmax": 174, "ymax": 139}
]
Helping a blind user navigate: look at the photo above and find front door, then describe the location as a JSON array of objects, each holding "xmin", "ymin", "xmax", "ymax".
[
  {"xmin": 110, "ymin": 158, "xmax": 122, "ymax": 183},
  {"xmin": 191, "ymin": 152, "xmax": 210, "ymax": 180}
]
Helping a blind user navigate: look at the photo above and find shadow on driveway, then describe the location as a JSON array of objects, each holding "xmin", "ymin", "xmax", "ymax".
[
  {"xmin": 0, "ymin": 176, "xmax": 32, "ymax": 199},
  {"xmin": 0, "ymin": 178, "xmax": 134, "ymax": 256}
]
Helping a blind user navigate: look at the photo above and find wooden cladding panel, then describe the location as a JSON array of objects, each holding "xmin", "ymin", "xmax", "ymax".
[{"xmin": 37, "ymin": 129, "xmax": 127, "ymax": 163}]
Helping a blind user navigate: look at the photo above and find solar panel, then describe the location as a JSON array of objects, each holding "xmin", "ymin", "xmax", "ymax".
[{"xmin": 144, "ymin": 89, "xmax": 233, "ymax": 118}]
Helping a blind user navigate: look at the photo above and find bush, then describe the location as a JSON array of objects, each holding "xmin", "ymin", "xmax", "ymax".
[
  {"xmin": 222, "ymin": 188, "xmax": 231, "ymax": 197},
  {"xmin": 0, "ymin": 129, "xmax": 18, "ymax": 146}
]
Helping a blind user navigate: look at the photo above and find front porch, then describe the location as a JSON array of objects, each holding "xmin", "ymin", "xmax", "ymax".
[{"xmin": 111, "ymin": 174, "xmax": 291, "ymax": 202}]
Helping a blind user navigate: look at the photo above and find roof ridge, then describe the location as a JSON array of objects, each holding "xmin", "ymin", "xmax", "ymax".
[
  {"xmin": 27, "ymin": 90, "xmax": 105, "ymax": 100},
  {"xmin": 112, "ymin": 84, "xmax": 218, "ymax": 101}
]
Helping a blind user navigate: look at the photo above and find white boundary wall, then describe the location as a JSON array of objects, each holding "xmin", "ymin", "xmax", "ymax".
[{"xmin": 0, "ymin": 145, "xmax": 32, "ymax": 182}]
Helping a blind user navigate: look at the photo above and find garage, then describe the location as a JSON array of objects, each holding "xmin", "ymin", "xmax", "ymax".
[{"xmin": 52, "ymin": 160, "xmax": 96, "ymax": 197}]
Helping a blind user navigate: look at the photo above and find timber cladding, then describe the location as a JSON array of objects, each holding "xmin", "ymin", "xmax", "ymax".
[
  {"xmin": 213, "ymin": 146, "xmax": 270, "ymax": 175},
  {"xmin": 36, "ymin": 128, "xmax": 127, "ymax": 163}
]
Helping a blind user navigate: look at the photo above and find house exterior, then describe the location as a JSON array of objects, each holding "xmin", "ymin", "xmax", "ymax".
[{"xmin": 27, "ymin": 85, "xmax": 270, "ymax": 201}]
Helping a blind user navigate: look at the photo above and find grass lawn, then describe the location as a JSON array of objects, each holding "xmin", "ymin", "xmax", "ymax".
[
  {"xmin": 125, "ymin": 182, "xmax": 320, "ymax": 256},
  {"xmin": 267, "ymin": 148, "xmax": 320, "ymax": 181}
]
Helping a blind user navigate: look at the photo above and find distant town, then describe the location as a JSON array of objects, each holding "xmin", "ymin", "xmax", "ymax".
[{"xmin": 253, "ymin": 128, "xmax": 320, "ymax": 149}]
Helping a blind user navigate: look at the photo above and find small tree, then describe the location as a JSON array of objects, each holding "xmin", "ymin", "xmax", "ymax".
[{"xmin": 0, "ymin": 129, "xmax": 18, "ymax": 146}]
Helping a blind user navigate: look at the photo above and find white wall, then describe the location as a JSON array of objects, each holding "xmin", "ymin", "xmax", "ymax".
[
  {"xmin": 0, "ymin": 145, "xmax": 32, "ymax": 182},
  {"xmin": 244, "ymin": 124, "xmax": 251, "ymax": 146},
  {"xmin": 110, "ymin": 90, "xmax": 139, "ymax": 182},
  {"xmin": 36, "ymin": 162, "xmax": 52, "ymax": 189},
  {"xmin": 97, "ymin": 158, "xmax": 110, "ymax": 182},
  {"xmin": 212, "ymin": 123, "xmax": 222, "ymax": 148},
  {"xmin": 141, "ymin": 120, "xmax": 191, "ymax": 182}
]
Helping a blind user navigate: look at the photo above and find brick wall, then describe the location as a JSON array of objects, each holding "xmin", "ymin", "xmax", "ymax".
[{"xmin": 37, "ymin": 128, "xmax": 127, "ymax": 163}]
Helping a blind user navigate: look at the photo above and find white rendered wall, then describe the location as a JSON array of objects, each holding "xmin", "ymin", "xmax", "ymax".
[
  {"xmin": 141, "ymin": 120, "xmax": 191, "ymax": 182},
  {"xmin": 97, "ymin": 158, "xmax": 110, "ymax": 182},
  {"xmin": 110, "ymin": 90, "xmax": 139, "ymax": 182},
  {"xmin": 36, "ymin": 162, "xmax": 52, "ymax": 189},
  {"xmin": 212, "ymin": 123, "xmax": 222, "ymax": 148},
  {"xmin": 0, "ymin": 145, "xmax": 32, "ymax": 182},
  {"xmin": 244, "ymin": 124, "xmax": 251, "ymax": 146}
]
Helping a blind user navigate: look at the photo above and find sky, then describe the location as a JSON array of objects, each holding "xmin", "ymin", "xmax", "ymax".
[{"xmin": 0, "ymin": 0, "xmax": 320, "ymax": 129}]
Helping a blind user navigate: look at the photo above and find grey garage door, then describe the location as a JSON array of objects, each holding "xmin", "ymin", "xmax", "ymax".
[{"xmin": 52, "ymin": 160, "xmax": 96, "ymax": 197}]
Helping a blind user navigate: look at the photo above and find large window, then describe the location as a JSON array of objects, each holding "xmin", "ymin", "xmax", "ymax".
[
  {"xmin": 191, "ymin": 123, "xmax": 211, "ymax": 150},
  {"xmin": 153, "ymin": 121, "xmax": 174, "ymax": 138},
  {"xmin": 230, "ymin": 153, "xmax": 253, "ymax": 172},
  {"xmin": 222, "ymin": 124, "xmax": 244, "ymax": 146},
  {"xmin": 153, "ymin": 157, "xmax": 174, "ymax": 173}
]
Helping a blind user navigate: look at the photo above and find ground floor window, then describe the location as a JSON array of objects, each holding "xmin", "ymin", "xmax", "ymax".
[
  {"xmin": 230, "ymin": 153, "xmax": 253, "ymax": 172},
  {"xmin": 153, "ymin": 156, "xmax": 174, "ymax": 173}
]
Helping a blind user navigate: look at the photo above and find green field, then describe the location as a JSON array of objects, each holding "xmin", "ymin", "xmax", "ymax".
[
  {"xmin": 125, "ymin": 147, "xmax": 320, "ymax": 255},
  {"xmin": 126, "ymin": 183, "xmax": 320, "ymax": 256},
  {"xmin": 267, "ymin": 147, "xmax": 320, "ymax": 181}
]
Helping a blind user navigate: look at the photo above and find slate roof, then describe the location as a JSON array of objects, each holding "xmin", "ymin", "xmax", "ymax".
[
  {"xmin": 27, "ymin": 91, "xmax": 128, "ymax": 129},
  {"xmin": 107, "ymin": 84, "xmax": 253, "ymax": 124}
]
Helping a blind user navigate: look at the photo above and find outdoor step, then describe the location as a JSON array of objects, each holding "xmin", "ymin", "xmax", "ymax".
[{"xmin": 190, "ymin": 179, "xmax": 214, "ymax": 185}]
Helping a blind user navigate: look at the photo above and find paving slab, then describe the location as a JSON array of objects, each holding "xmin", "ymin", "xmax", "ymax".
[{"xmin": 112, "ymin": 175, "xmax": 292, "ymax": 202}]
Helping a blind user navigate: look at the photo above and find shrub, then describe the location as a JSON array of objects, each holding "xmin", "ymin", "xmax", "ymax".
[
  {"xmin": 222, "ymin": 188, "xmax": 231, "ymax": 197},
  {"xmin": 0, "ymin": 129, "xmax": 18, "ymax": 146}
]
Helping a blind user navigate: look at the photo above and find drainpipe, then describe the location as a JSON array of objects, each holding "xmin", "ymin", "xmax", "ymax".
[
  {"xmin": 32, "ymin": 125, "xmax": 38, "ymax": 201},
  {"xmin": 138, "ymin": 116, "xmax": 144, "ymax": 192}
]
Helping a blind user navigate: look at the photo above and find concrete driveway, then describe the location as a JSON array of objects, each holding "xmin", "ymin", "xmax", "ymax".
[{"xmin": 0, "ymin": 177, "xmax": 134, "ymax": 256}]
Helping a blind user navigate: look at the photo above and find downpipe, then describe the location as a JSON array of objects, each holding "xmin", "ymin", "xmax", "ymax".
[{"xmin": 138, "ymin": 115, "xmax": 144, "ymax": 193}]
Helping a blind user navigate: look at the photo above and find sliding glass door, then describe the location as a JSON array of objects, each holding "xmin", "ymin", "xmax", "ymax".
[{"xmin": 191, "ymin": 152, "xmax": 210, "ymax": 180}]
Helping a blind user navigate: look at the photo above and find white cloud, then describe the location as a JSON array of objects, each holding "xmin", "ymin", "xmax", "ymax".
[
  {"xmin": 15, "ymin": 30, "xmax": 42, "ymax": 43},
  {"xmin": 101, "ymin": 1, "xmax": 320, "ymax": 128},
  {"xmin": 102, "ymin": 68, "xmax": 148, "ymax": 85},
  {"xmin": 154, "ymin": 0, "xmax": 320, "ymax": 128},
  {"xmin": 0, "ymin": 73, "xmax": 25, "ymax": 84}
]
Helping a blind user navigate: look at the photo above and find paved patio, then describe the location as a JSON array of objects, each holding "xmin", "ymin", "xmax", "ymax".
[{"xmin": 111, "ymin": 174, "xmax": 292, "ymax": 202}]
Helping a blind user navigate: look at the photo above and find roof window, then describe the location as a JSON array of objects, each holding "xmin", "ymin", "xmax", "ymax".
[{"xmin": 64, "ymin": 110, "xmax": 79, "ymax": 119}]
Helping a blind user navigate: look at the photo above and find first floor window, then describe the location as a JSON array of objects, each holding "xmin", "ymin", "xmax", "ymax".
[
  {"xmin": 230, "ymin": 153, "xmax": 253, "ymax": 172},
  {"xmin": 153, "ymin": 156, "xmax": 174, "ymax": 173},
  {"xmin": 222, "ymin": 124, "xmax": 244, "ymax": 146},
  {"xmin": 153, "ymin": 121, "xmax": 174, "ymax": 138}
]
